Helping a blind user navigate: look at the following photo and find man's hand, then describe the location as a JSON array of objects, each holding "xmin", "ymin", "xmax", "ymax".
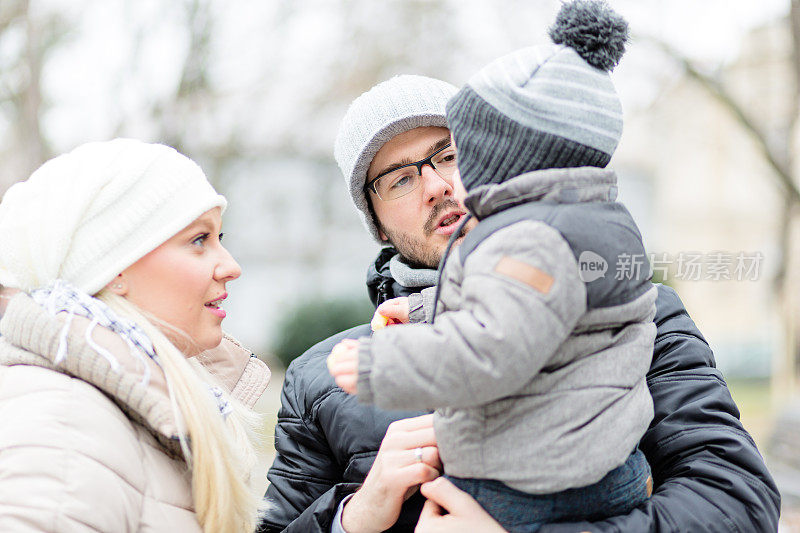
[
  {"xmin": 371, "ymin": 297, "xmax": 410, "ymax": 330},
  {"xmin": 327, "ymin": 339, "xmax": 359, "ymax": 394},
  {"xmin": 415, "ymin": 477, "xmax": 507, "ymax": 533},
  {"xmin": 342, "ymin": 414, "xmax": 442, "ymax": 533}
]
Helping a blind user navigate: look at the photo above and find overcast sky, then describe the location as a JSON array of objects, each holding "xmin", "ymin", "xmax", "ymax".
[{"xmin": 28, "ymin": 0, "xmax": 790, "ymax": 152}]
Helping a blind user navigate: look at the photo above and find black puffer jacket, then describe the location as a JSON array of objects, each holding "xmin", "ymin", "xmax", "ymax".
[
  {"xmin": 260, "ymin": 250, "xmax": 780, "ymax": 533},
  {"xmin": 366, "ymin": 247, "xmax": 422, "ymax": 306}
]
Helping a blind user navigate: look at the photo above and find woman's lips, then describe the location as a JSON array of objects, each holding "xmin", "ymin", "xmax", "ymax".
[
  {"xmin": 206, "ymin": 306, "xmax": 226, "ymax": 319},
  {"xmin": 205, "ymin": 293, "xmax": 227, "ymax": 319}
]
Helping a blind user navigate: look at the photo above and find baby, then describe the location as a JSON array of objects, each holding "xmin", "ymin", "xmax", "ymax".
[{"xmin": 329, "ymin": 1, "xmax": 656, "ymax": 531}]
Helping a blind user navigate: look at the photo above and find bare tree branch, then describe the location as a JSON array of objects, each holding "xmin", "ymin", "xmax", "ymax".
[
  {"xmin": 647, "ymin": 36, "xmax": 800, "ymax": 205},
  {"xmin": 0, "ymin": 1, "xmax": 26, "ymax": 33},
  {"xmin": 774, "ymin": 196, "xmax": 795, "ymax": 292},
  {"xmin": 790, "ymin": 0, "xmax": 800, "ymax": 101}
]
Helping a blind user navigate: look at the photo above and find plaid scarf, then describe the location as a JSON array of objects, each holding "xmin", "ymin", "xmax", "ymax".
[{"xmin": 31, "ymin": 280, "xmax": 231, "ymax": 418}]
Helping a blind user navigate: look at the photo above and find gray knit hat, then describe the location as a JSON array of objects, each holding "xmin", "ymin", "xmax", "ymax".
[
  {"xmin": 334, "ymin": 75, "xmax": 458, "ymax": 243},
  {"xmin": 446, "ymin": 0, "xmax": 629, "ymax": 192}
]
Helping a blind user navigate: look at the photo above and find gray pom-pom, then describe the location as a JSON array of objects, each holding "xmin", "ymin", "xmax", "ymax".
[{"xmin": 548, "ymin": 0, "xmax": 629, "ymax": 71}]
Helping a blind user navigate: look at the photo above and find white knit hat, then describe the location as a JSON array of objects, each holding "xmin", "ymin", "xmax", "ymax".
[
  {"xmin": 0, "ymin": 138, "xmax": 227, "ymax": 295},
  {"xmin": 334, "ymin": 75, "xmax": 458, "ymax": 243}
]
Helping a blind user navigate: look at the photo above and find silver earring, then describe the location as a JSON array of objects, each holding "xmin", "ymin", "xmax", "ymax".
[{"xmin": 114, "ymin": 284, "xmax": 122, "ymax": 289}]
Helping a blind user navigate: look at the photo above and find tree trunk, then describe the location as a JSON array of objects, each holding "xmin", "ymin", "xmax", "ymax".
[{"xmin": 19, "ymin": 0, "xmax": 46, "ymax": 176}]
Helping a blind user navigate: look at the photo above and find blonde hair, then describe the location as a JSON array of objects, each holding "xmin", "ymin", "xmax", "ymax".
[{"xmin": 97, "ymin": 291, "xmax": 264, "ymax": 533}]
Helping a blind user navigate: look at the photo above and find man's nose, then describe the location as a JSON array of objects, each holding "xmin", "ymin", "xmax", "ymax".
[{"xmin": 420, "ymin": 164, "xmax": 452, "ymax": 204}]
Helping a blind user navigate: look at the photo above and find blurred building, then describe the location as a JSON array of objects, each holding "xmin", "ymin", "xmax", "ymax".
[
  {"xmin": 221, "ymin": 157, "xmax": 378, "ymax": 360},
  {"xmin": 614, "ymin": 18, "xmax": 792, "ymax": 383},
  {"xmin": 225, "ymin": 14, "xmax": 800, "ymax": 381}
]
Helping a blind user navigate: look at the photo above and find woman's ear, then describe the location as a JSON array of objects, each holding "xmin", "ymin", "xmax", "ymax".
[{"xmin": 105, "ymin": 274, "xmax": 128, "ymax": 296}]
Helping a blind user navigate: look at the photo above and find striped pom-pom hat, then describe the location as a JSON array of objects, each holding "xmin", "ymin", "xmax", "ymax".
[{"xmin": 446, "ymin": 0, "xmax": 629, "ymax": 191}]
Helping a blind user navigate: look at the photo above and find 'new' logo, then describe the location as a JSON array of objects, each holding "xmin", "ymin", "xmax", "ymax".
[{"xmin": 578, "ymin": 251, "xmax": 607, "ymax": 282}]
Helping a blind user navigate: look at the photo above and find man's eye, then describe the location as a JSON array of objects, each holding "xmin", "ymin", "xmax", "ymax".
[
  {"xmin": 437, "ymin": 150, "xmax": 457, "ymax": 164},
  {"xmin": 389, "ymin": 174, "xmax": 414, "ymax": 190}
]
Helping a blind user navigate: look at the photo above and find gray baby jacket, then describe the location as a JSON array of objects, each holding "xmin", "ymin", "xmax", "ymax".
[{"xmin": 358, "ymin": 167, "xmax": 656, "ymax": 494}]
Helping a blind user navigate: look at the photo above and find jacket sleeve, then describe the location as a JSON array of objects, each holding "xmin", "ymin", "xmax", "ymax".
[
  {"xmin": 540, "ymin": 285, "xmax": 781, "ymax": 533},
  {"xmin": 260, "ymin": 330, "xmax": 367, "ymax": 533},
  {"xmin": 358, "ymin": 221, "xmax": 586, "ymax": 410},
  {"xmin": 407, "ymin": 287, "xmax": 437, "ymax": 324}
]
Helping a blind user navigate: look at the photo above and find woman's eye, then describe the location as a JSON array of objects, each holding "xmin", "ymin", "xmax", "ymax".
[
  {"xmin": 192, "ymin": 234, "xmax": 209, "ymax": 246},
  {"xmin": 218, "ymin": 232, "xmax": 225, "ymax": 243}
]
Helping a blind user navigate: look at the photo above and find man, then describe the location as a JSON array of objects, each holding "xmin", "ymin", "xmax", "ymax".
[{"xmin": 260, "ymin": 75, "xmax": 780, "ymax": 532}]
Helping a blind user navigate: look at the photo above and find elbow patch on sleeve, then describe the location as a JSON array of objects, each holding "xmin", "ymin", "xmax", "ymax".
[{"xmin": 494, "ymin": 256, "xmax": 554, "ymax": 294}]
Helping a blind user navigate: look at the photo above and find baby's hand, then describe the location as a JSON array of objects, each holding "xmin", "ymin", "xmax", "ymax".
[
  {"xmin": 372, "ymin": 297, "xmax": 410, "ymax": 331},
  {"xmin": 327, "ymin": 339, "xmax": 360, "ymax": 394}
]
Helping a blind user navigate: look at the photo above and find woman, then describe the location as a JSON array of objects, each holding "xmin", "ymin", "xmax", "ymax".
[{"xmin": 0, "ymin": 139, "xmax": 270, "ymax": 532}]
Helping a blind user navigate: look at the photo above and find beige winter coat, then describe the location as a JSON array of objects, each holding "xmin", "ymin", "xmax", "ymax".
[{"xmin": 0, "ymin": 294, "xmax": 271, "ymax": 532}]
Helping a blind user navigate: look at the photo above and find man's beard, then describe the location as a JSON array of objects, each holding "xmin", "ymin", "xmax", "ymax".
[{"xmin": 380, "ymin": 199, "xmax": 470, "ymax": 269}]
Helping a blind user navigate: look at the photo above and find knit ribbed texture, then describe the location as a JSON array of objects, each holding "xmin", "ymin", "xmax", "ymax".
[
  {"xmin": 0, "ymin": 139, "xmax": 226, "ymax": 294},
  {"xmin": 448, "ymin": 86, "xmax": 611, "ymax": 191},
  {"xmin": 446, "ymin": 44, "xmax": 623, "ymax": 192},
  {"xmin": 388, "ymin": 254, "xmax": 438, "ymax": 289},
  {"xmin": 334, "ymin": 75, "xmax": 458, "ymax": 243},
  {"xmin": 0, "ymin": 293, "xmax": 184, "ymax": 458}
]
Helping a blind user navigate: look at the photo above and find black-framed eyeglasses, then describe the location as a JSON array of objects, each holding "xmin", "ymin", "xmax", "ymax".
[{"xmin": 364, "ymin": 143, "xmax": 458, "ymax": 201}]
